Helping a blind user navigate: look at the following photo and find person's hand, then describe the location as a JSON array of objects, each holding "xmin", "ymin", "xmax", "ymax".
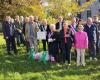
[
  {"xmin": 19, "ymin": 30, "xmax": 22, "ymax": 33},
  {"xmin": 67, "ymin": 34, "xmax": 70, "ymax": 37},
  {"xmin": 5, "ymin": 37, "xmax": 8, "ymax": 39},
  {"xmin": 36, "ymin": 28, "xmax": 39, "ymax": 32},
  {"xmin": 64, "ymin": 34, "xmax": 69, "ymax": 37},
  {"xmin": 64, "ymin": 35, "xmax": 67, "ymax": 37},
  {"xmin": 72, "ymin": 43, "xmax": 74, "ymax": 46},
  {"xmin": 17, "ymin": 29, "xmax": 22, "ymax": 33},
  {"xmin": 94, "ymin": 41, "xmax": 96, "ymax": 44},
  {"xmin": 48, "ymin": 38, "xmax": 53, "ymax": 42}
]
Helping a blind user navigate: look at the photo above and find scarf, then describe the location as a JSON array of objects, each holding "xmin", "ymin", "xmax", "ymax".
[{"xmin": 64, "ymin": 27, "xmax": 67, "ymax": 43}]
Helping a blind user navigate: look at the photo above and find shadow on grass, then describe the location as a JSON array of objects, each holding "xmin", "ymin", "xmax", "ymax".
[
  {"xmin": 92, "ymin": 75, "xmax": 100, "ymax": 80},
  {"xmin": 0, "ymin": 45, "xmax": 100, "ymax": 79}
]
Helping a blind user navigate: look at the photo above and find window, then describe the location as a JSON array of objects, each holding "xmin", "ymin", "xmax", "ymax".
[
  {"xmin": 99, "ymin": 9, "xmax": 100, "ymax": 12},
  {"xmin": 78, "ymin": 1, "xmax": 81, "ymax": 5},
  {"xmin": 77, "ymin": 13, "xmax": 81, "ymax": 19},
  {"xmin": 76, "ymin": 0, "xmax": 81, "ymax": 5},
  {"xmin": 86, "ymin": 0, "xmax": 90, "ymax": 2},
  {"xmin": 87, "ymin": 10, "xmax": 91, "ymax": 18},
  {"xmin": 98, "ymin": 9, "xmax": 100, "ymax": 15}
]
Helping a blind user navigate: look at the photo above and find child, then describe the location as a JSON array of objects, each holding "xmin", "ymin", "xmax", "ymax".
[{"xmin": 75, "ymin": 25, "xmax": 88, "ymax": 66}]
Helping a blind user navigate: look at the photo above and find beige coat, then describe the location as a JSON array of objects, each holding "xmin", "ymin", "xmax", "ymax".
[{"xmin": 25, "ymin": 22, "xmax": 39, "ymax": 40}]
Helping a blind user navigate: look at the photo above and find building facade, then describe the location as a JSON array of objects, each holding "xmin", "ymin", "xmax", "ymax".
[{"xmin": 78, "ymin": 0, "xmax": 100, "ymax": 20}]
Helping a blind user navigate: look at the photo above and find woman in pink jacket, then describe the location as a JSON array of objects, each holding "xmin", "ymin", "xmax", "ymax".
[{"xmin": 75, "ymin": 25, "xmax": 88, "ymax": 66}]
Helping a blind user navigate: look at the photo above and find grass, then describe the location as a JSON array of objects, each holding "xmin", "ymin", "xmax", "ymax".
[{"xmin": 0, "ymin": 35, "xmax": 100, "ymax": 80}]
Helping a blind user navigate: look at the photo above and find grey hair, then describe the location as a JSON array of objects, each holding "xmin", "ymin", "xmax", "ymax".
[{"xmin": 50, "ymin": 24, "xmax": 56, "ymax": 30}]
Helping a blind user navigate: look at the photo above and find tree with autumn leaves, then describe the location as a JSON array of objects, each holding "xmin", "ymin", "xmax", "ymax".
[
  {"xmin": 0, "ymin": 0, "xmax": 46, "ymax": 19},
  {"xmin": 47, "ymin": 0, "xmax": 96, "ymax": 18},
  {"xmin": 0, "ymin": 0, "xmax": 96, "ymax": 20}
]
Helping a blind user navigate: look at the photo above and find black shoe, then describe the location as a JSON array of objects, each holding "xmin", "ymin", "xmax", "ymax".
[
  {"xmin": 14, "ymin": 50, "xmax": 18, "ymax": 55},
  {"xmin": 17, "ymin": 44, "xmax": 20, "ymax": 47},
  {"xmin": 8, "ymin": 52, "xmax": 12, "ymax": 55}
]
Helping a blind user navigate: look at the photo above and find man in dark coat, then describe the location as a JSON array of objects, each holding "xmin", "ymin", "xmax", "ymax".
[
  {"xmin": 2, "ymin": 16, "xmax": 17, "ymax": 55},
  {"xmin": 84, "ymin": 17, "xmax": 97, "ymax": 61},
  {"xmin": 93, "ymin": 16, "xmax": 100, "ymax": 53},
  {"xmin": 55, "ymin": 16, "xmax": 64, "ymax": 61}
]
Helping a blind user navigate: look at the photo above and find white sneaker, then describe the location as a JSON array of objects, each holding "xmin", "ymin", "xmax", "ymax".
[
  {"xmin": 68, "ymin": 64, "xmax": 71, "ymax": 66},
  {"xmin": 94, "ymin": 58, "xmax": 98, "ymax": 61},
  {"xmin": 90, "ymin": 57, "xmax": 93, "ymax": 61},
  {"xmin": 64, "ymin": 61, "xmax": 68, "ymax": 64},
  {"xmin": 82, "ymin": 64, "xmax": 85, "ymax": 67}
]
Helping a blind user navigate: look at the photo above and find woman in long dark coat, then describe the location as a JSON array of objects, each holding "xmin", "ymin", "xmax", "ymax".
[
  {"xmin": 59, "ymin": 21, "xmax": 74, "ymax": 64},
  {"xmin": 48, "ymin": 24, "xmax": 59, "ymax": 62}
]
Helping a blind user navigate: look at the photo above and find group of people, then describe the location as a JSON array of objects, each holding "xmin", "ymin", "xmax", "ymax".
[{"xmin": 2, "ymin": 15, "xmax": 100, "ymax": 66}]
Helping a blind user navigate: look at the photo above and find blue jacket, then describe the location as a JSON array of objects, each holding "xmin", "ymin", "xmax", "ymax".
[{"xmin": 84, "ymin": 24, "xmax": 97, "ymax": 42}]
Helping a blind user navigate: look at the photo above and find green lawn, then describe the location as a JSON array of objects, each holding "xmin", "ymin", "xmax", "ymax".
[{"xmin": 0, "ymin": 35, "xmax": 100, "ymax": 80}]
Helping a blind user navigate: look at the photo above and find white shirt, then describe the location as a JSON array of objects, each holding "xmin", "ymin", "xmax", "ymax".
[{"xmin": 59, "ymin": 22, "xmax": 62, "ymax": 30}]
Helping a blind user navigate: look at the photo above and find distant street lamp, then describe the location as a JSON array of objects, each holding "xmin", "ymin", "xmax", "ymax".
[
  {"xmin": 40, "ymin": 0, "xmax": 48, "ymax": 7},
  {"xmin": 42, "ymin": 2, "xmax": 48, "ymax": 7}
]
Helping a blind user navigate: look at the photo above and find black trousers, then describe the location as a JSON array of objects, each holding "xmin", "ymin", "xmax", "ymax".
[
  {"xmin": 25, "ymin": 40, "xmax": 30, "ymax": 52},
  {"xmin": 48, "ymin": 42, "xmax": 58, "ymax": 61},
  {"xmin": 60, "ymin": 42, "xmax": 72, "ymax": 64},
  {"xmin": 96, "ymin": 33, "xmax": 100, "ymax": 53},
  {"xmin": 6, "ymin": 36, "xmax": 17, "ymax": 54},
  {"xmin": 56, "ymin": 41, "xmax": 64, "ymax": 62},
  {"xmin": 88, "ymin": 41, "xmax": 96, "ymax": 58},
  {"xmin": 64, "ymin": 43, "xmax": 72, "ymax": 64},
  {"xmin": 60, "ymin": 42, "xmax": 66, "ymax": 63},
  {"xmin": 96, "ymin": 40, "xmax": 99, "ymax": 54},
  {"xmin": 42, "ymin": 40, "xmax": 48, "ymax": 51}
]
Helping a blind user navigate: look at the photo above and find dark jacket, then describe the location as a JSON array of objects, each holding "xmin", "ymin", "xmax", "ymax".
[
  {"xmin": 55, "ymin": 22, "xmax": 64, "ymax": 30},
  {"xmin": 22, "ymin": 23, "xmax": 26, "ymax": 35},
  {"xmin": 84, "ymin": 24, "xmax": 97, "ymax": 42},
  {"xmin": 59, "ymin": 27, "xmax": 74, "ymax": 45},
  {"xmin": 93, "ymin": 22, "xmax": 100, "ymax": 31},
  {"xmin": 48, "ymin": 31, "xmax": 59, "ymax": 56},
  {"xmin": 2, "ymin": 21, "xmax": 16, "ymax": 38},
  {"xmin": 48, "ymin": 31, "xmax": 59, "ymax": 43},
  {"xmin": 39, "ymin": 24, "xmax": 51, "ymax": 39},
  {"xmin": 93, "ymin": 22, "xmax": 100, "ymax": 40},
  {"xmin": 14, "ymin": 21, "xmax": 23, "ymax": 30},
  {"xmin": 40, "ymin": 24, "xmax": 50, "ymax": 32}
]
